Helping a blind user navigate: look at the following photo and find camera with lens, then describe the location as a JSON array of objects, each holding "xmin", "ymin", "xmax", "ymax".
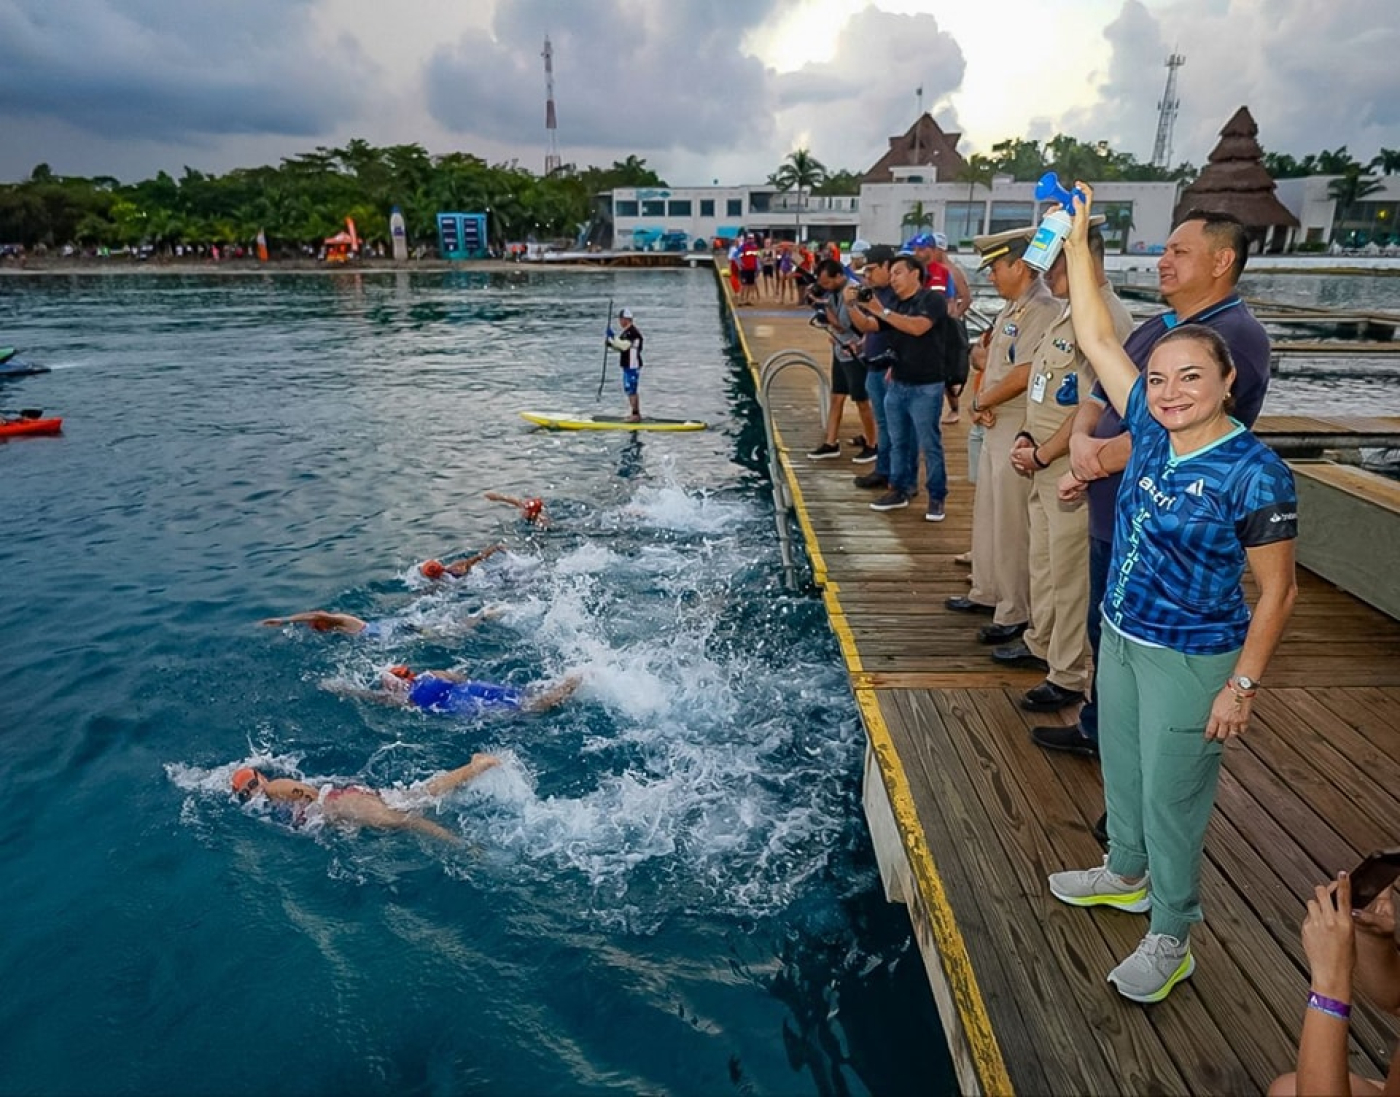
[
  {"xmin": 808, "ymin": 308, "xmax": 831, "ymax": 328},
  {"xmin": 856, "ymin": 286, "xmax": 875, "ymax": 303}
]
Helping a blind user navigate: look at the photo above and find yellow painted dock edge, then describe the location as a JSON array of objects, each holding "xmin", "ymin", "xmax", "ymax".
[{"xmin": 715, "ymin": 265, "xmax": 1014, "ymax": 1096}]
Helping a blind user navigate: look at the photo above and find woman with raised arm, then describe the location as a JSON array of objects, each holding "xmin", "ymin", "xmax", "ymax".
[{"xmin": 1046, "ymin": 182, "xmax": 1299, "ymax": 1003}]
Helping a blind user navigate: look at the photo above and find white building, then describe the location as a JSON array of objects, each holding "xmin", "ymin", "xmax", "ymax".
[
  {"xmin": 1274, "ymin": 175, "xmax": 1400, "ymax": 249},
  {"xmin": 857, "ymin": 167, "xmax": 1180, "ymax": 255},
  {"xmin": 604, "ymin": 171, "xmax": 1180, "ymax": 255}
]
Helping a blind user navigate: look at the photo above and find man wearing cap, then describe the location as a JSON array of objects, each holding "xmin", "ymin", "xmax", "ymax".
[
  {"xmin": 909, "ymin": 232, "xmax": 972, "ymax": 423},
  {"xmin": 807, "ymin": 258, "xmax": 877, "ymax": 463},
  {"xmin": 946, "ymin": 226, "xmax": 1059, "ymax": 642},
  {"xmin": 992, "ymin": 219, "xmax": 1134, "ymax": 714},
  {"xmin": 845, "ymin": 244, "xmax": 900, "ymax": 490},
  {"xmin": 606, "ymin": 308, "xmax": 645, "ymax": 421}
]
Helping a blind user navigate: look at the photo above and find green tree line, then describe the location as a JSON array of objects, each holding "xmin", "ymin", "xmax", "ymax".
[
  {"xmin": 0, "ymin": 143, "xmax": 667, "ymax": 252},
  {"xmin": 5, "ymin": 134, "xmax": 1395, "ymax": 253}
]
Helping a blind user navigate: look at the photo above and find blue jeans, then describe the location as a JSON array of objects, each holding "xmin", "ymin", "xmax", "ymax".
[
  {"xmin": 864, "ymin": 367, "xmax": 891, "ymax": 479},
  {"xmin": 1078, "ymin": 536, "xmax": 1112, "ymax": 742},
  {"xmin": 883, "ymin": 379, "xmax": 946, "ymax": 501}
]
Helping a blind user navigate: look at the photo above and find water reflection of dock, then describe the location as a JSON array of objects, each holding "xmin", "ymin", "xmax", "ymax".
[{"xmin": 727, "ymin": 287, "xmax": 1400, "ymax": 1095}]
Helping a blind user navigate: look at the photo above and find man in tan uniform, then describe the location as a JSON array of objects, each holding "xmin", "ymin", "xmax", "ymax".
[
  {"xmin": 991, "ymin": 219, "xmax": 1135, "ymax": 712},
  {"xmin": 946, "ymin": 227, "xmax": 1060, "ymax": 643}
]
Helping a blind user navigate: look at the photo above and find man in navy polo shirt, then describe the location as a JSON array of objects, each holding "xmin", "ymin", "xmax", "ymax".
[{"xmin": 1033, "ymin": 209, "xmax": 1271, "ymax": 779}]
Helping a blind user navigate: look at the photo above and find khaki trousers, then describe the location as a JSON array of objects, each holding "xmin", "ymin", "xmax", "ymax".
[
  {"xmin": 1022, "ymin": 453, "xmax": 1092, "ymax": 691},
  {"xmin": 969, "ymin": 414, "xmax": 1031, "ymax": 627}
]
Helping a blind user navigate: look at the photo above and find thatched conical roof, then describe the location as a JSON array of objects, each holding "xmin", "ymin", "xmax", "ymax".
[
  {"xmin": 1175, "ymin": 106, "xmax": 1299, "ymax": 227},
  {"xmin": 863, "ymin": 114, "xmax": 968, "ymax": 183}
]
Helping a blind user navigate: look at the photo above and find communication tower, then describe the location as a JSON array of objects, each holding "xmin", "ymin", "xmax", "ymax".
[
  {"xmin": 1151, "ymin": 52, "xmax": 1185, "ymax": 169},
  {"xmin": 542, "ymin": 36, "xmax": 561, "ymax": 176}
]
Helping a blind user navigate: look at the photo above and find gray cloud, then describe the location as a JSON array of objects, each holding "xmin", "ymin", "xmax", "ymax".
[
  {"xmin": 0, "ymin": 0, "xmax": 374, "ymax": 143},
  {"xmin": 771, "ymin": 8, "xmax": 967, "ymax": 173},
  {"xmin": 1063, "ymin": 0, "xmax": 1400, "ymax": 166},
  {"xmin": 425, "ymin": 0, "xmax": 782, "ymax": 156}
]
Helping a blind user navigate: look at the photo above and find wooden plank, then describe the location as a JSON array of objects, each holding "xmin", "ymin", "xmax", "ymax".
[{"xmin": 730, "ymin": 274, "xmax": 1400, "ymax": 1097}]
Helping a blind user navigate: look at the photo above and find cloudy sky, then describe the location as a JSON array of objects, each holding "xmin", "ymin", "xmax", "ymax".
[{"xmin": 2, "ymin": 0, "xmax": 1398, "ymax": 185}]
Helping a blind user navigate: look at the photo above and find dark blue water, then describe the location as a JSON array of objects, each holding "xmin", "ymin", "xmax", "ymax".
[{"xmin": 0, "ymin": 270, "xmax": 945, "ymax": 1096}]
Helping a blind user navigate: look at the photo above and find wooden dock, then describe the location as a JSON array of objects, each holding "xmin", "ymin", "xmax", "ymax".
[{"xmin": 725, "ymin": 290, "xmax": 1400, "ymax": 1094}]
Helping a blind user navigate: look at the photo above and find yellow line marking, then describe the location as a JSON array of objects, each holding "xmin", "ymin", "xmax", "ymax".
[
  {"xmin": 855, "ymin": 687, "xmax": 1015, "ymax": 1097},
  {"xmin": 716, "ymin": 265, "xmax": 1014, "ymax": 1097}
]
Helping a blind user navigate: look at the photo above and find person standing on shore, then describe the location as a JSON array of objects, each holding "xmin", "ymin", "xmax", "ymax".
[{"xmin": 606, "ymin": 308, "xmax": 645, "ymax": 422}]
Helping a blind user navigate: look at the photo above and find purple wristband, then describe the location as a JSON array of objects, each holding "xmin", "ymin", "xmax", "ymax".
[{"xmin": 1307, "ymin": 992, "xmax": 1351, "ymax": 1020}]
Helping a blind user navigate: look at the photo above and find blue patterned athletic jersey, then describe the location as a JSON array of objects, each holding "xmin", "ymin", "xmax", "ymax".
[{"xmin": 1103, "ymin": 377, "xmax": 1298, "ymax": 654}]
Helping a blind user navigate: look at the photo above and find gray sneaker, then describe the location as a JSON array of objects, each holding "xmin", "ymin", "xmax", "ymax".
[
  {"xmin": 925, "ymin": 498, "xmax": 946, "ymax": 522},
  {"xmin": 1108, "ymin": 932, "xmax": 1195, "ymax": 1003},
  {"xmin": 1048, "ymin": 857, "xmax": 1150, "ymax": 913}
]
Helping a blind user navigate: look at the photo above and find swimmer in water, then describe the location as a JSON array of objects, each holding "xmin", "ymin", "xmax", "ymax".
[
  {"xmin": 230, "ymin": 753, "xmax": 500, "ymax": 842},
  {"xmin": 485, "ymin": 491, "xmax": 549, "ymax": 528},
  {"xmin": 261, "ymin": 608, "xmax": 494, "ymax": 638},
  {"xmin": 328, "ymin": 665, "xmax": 580, "ymax": 715},
  {"xmin": 418, "ymin": 543, "xmax": 507, "ymax": 580}
]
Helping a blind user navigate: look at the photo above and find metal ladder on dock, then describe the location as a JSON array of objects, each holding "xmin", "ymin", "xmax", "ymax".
[{"xmin": 758, "ymin": 349, "xmax": 830, "ymax": 590}]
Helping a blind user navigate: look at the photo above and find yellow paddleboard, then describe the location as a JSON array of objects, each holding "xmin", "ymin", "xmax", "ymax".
[{"xmin": 520, "ymin": 411, "xmax": 708, "ymax": 432}]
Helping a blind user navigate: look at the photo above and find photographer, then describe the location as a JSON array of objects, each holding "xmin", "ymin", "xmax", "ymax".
[
  {"xmin": 806, "ymin": 258, "xmax": 877, "ymax": 463},
  {"xmin": 849, "ymin": 254, "xmax": 955, "ymax": 521},
  {"xmin": 847, "ymin": 244, "xmax": 899, "ymax": 490}
]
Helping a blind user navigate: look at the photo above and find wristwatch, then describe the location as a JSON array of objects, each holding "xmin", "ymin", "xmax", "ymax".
[
  {"xmin": 881, "ymin": 307, "xmax": 891, "ymax": 317},
  {"xmin": 1230, "ymin": 675, "xmax": 1260, "ymax": 693}
]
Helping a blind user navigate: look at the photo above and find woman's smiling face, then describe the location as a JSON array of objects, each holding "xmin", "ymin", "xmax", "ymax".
[{"xmin": 1145, "ymin": 337, "xmax": 1235, "ymax": 434}]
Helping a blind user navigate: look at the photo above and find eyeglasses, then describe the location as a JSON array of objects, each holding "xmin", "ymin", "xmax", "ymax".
[{"xmin": 235, "ymin": 776, "xmax": 262, "ymax": 802}]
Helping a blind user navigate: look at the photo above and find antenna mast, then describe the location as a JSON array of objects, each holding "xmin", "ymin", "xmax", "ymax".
[
  {"xmin": 1151, "ymin": 52, "xmax": 1185, "ymax": 169},
  {"xmin": 542, "ymin": 36, "xmax": 561, "ymax": 176}
]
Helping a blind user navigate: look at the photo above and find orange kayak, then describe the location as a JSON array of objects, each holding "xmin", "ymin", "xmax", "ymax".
[{"xmin": 0, "ymin": 416, "xmax": 62, "ymax": 437}]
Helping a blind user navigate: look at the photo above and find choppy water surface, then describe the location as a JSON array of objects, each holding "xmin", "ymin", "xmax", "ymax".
[{"xmin": 0, "ymin": 270, "xmax": 943, "ymax": 1096}]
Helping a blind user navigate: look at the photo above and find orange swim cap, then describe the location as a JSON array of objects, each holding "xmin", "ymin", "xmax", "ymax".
[
  {"xmin": 231, "ymin": 767, "xmax": 260, "ymax": 796},
  {"xmin": 387, "ymin": 664, "xmax": 415, "ymax": 681},
  {"xmin": 420, "ymin": 559, "xmax": 446, "ymax": 579},
  {"xmin": 524, "ymin": 498, "xmax": 544, "ymax": 520}
]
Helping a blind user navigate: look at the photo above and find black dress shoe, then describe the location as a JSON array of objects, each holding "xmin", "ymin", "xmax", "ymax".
[
  {"xmin": 990, "ymin": 640, "xmax": 1047, "ymax": 667},
  {"xmin": 977, "ymin": 621, "xmax": 1028, "ymax": 644},
  {"xmin": 1031, "ymin": 724, "xmax": 1100, "ymax": 757},
  {"xmin": 946, "ymin": 596, "xmax": 995, "ymax": 615},
  {"xmin": 1021, "ymin": 680, "xmax": 1086, "ymax": 712}
]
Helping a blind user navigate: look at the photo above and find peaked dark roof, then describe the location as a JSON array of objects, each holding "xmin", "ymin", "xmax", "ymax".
[
  {"xmin": 863, "ymin": 114, "xmax": 968, "ymax": 184},
  {"xmin": 1175, "ymin": 105, "xmax": 1299, "ymax": 228}
]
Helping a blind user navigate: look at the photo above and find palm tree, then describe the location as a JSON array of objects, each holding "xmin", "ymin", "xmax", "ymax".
[
  {"xmin": 770, "ymin": 149, "xmax": 827, "ymax": 242},
  {"xmin": 953, "ymin": 153, "xmax": 996, "ymax": 242},
  {"xmin": 1370, "ymin": 148, "xmax": 1400, "ymax": 176},
  {"xmin": 900, "ymin": 201, "xmax": 934, "ymax": 236},
  {"xmin": 1327, "ymin": 168, "xmax": 1386, "ymax": 245}
]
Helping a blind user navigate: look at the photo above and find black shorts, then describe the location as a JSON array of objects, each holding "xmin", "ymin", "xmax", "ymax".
[
  {"xmin": 830, "ymin": 355, "xmax": 868, "ymax": 401},
  {"xmin": 740, "ymin": 268, "xmax": 756, "ymax": 285}
]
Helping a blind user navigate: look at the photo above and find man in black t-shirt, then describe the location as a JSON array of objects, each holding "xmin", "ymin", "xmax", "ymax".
[{"xmin": 849, "ymin": 255, "xmax": 951, "ymax": 520}]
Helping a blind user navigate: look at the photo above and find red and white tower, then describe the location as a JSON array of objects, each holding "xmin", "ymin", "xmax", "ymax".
[{"xmin": 542, "ymin": 36, "xmax": 561, "ymax": 176}]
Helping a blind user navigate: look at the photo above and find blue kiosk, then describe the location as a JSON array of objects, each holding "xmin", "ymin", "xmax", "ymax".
[{"xmin": 436, "ymin": 212, "xmax": 489, "ymax": 259}]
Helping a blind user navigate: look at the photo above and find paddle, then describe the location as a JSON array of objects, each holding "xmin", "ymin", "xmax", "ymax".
[{"xmin": 596, "ymin": 296, "xmax": 614, "ymax": 401}]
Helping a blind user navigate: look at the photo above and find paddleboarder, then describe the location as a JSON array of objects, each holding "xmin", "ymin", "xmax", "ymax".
[{"xmin": 606, "ymin": 307, "xmax": 645, "ymax": 422}]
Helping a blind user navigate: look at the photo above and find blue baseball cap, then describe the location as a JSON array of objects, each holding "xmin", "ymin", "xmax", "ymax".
[{"xmin": 904, "ymin": 233, "xmax": 936, "ymax": 250}]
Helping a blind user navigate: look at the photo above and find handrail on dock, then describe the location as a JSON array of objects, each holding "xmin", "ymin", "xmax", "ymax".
[{"xmin": 758, "ymin": 349, "xmax": 829, "ymax": 588}]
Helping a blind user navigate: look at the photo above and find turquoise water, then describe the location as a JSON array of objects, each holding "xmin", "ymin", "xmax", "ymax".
[{"xmin": 0, "ymin": 271, "xmax": 946, "ymax": 1096}]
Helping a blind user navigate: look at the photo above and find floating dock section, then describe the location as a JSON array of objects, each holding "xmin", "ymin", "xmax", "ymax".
[{"xmin": 722, "ymin": 273, "xmax": 1400, "ymax": 1095}]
